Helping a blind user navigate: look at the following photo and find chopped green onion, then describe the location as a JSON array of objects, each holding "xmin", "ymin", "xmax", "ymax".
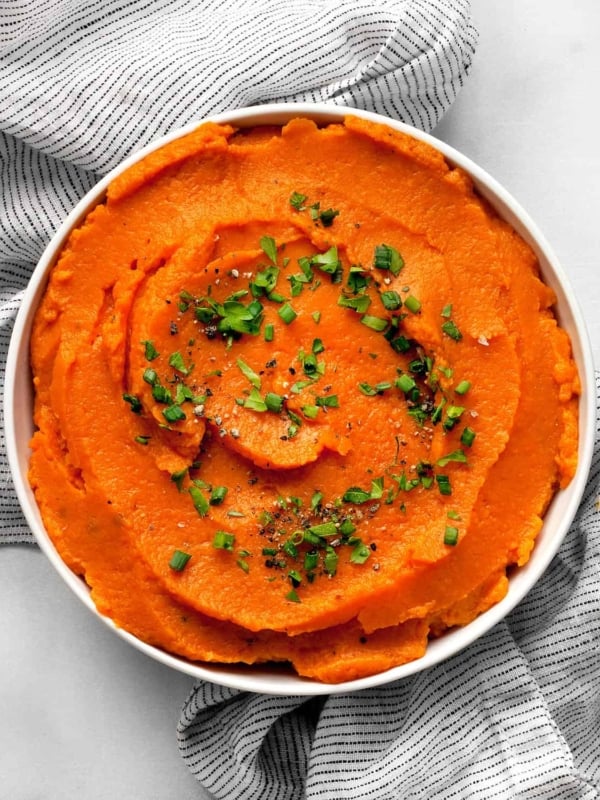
[
  {"xmin": 169, "ymin": 549, "xmax": 191, "ymax": 571},
  {"xmin": 444, "ymin": 526, "xmax": 459, "ymax": 546},
  {"xmin": 143, "ymin": 340, "xmax": 159, "ymax": 361},
  {"xmin": 304, "ymin": 551, "xmax": 319, "ymax": 572},
  {"xmin": 318, "ymin": 208, "xmax": 339, "ymax": 227},
  {"xmin": 442, "ymin": 320, "xmax": 462, "ymax": 341},
  {"xmin": 301, "ymin": 404, "xmax": 319, "ymax": 419},
  {"xmin": 447, "ymin": 404, "xmax": 466, "ymax": 418},
  {"xmin": 123, "ymin": 393, "xmax": 142, "ymax": 414},
  {"xmin": 236, "ymin": 357, "xmax": 261, "ymax": 388},
  {"xmin": 347, "ymin": 266, "xmax": 369, "ymax": 293},
  {"xmin": 213, "ymin": 531, "xmax": 235, "ymax": 551},
  {"xmin": 291, "ymin": 379, "xmax": 314, "ymax": 394},
  {"xmin": 250, "ymin": 265, "xmax": 280, "ymax": 297},
  {"xmin": 342, "ymin": 486, "xmax": 371, "ymax": 504},
  {"xmin": 287, "ymin": 409, "xmax": 303, "ymax": 427},
  {"xmin": 455, "ymin": 380, "xmax": 471, "ymax": 395},
  {"xmin": 441, "ymin": 304, "xmax": 453, "ymax": 318},
  {"xmin": 168, "ymin": 351, "xmax": 193, "ymax": 376},
  {"xmin": 134, "ymin": 435, "xmax": 150, "ymax": 445},
  {"xmin": 308, "ymin": 521, "xmax": 338, "ymax": 537},
  {"xmin": 404, "ymin": 295, "xmax": 421, "ymax": 314},
  {"xmin": 283, "ymin": 539, "xmax": 298, "ymax": 558},
  {"xmin": 288, "ymin": 274, "xmax": 308, "ymax": 296},
  {"xmin": 388, "ymin": 334, "xmax": 412, "ymax": 354},
  {"xmin": 143, "ymin": 368, "xmax": 158, "ymax": 385},
  {"xmin": 323, "ymin": 547, "xmax": 338, "ymax": 576},
  {"xmin": 461, "ymin": 427, "xmax": 476, "ymax": 447},
  {"xmin": 260, "ymin": 235, "xmax": 278, "ymax": 265},
  {"xmin": 289, "ymin": 191, "xmax": 307, "ymax": 210},
  {"xmin": 300, "ymin": 351, "xmax": 318, "ymax": 375},
  {"xmin": 315, "ymin": 394, "xmax": 339, "ymax": 408},
  {"xmin": 436, "ymin": 474, "xmax": 452, "ymax": 496},
  {"xmin": 162, "ymin": 404, "xmax": 186, "ymax": 422},
  {"xmin": 361, "ymin": 314, "xmax": 388, "ymax": 332},
  {"xmin": 358, "ymin": 382, "xmax": 377, "ymax": 396},
  {"xmin": 436, "ymin": 449, "xmax": 468, "ymax": 467},
  {"xmin": 286, "ymin": 588, "xmax": 301, "ymax": 603},
  {"xmin": 373, "ymin": 244, "xmax": 404, "ymax": 275},
  {"xmin": 359, "ymin": 381, "xmax": 391, "ymax": 396},
  {"xmin": 311, "ymin": 246, "xmax": 341, "ymax": 276},
  {"xmin": 312, "ymin": 310, "xmax": 321, "ymax": 324},
  {"xmin": 152, "ymin": 384, "xmax": 172, "ymax": 404},
  {"xmin": 338, "ymin": 294, "xmax": 372, "ymax": 313},
  {"xmin": 380, "ymin": 290, "xmax": 402, "ymax": 311},
  {"xmin": 370, "ymin": 476, "xmax": 384, "ymax": 499},
  {"xmin": 242, "ymin": 387, "xmax": 268, "ymax": 412},
  {"xmin": 264, "ymin": 323, "xmax": 275, "ymax": 342},
  {"xmin": 265, "ymin": 392, "xmax": 284, "ymax": 413},
  {"xmin": 408, "ymin": 407, "xmax": 427, "ymax": 426},
  {"xmin": 267, "ymin": 291, "xmax": 286, "ymax": 303},
  {"xmin": 171, "ymin": 468, "xmax": 188, "ymax": 492},
  {"xmin": 310, "ymin": 491, "xmax": 323, "ymax": 511},
  {"xmin": 350, "ymin": 542, "xmax": 371, "ymax": 564},
  {"xmin": 288, "ymin": 569, "xmax": 303, "ymax": 587},
  {"xmin": 189, "ymin": 485, "xmax": 209, "ymax": 517},
  {"xmin": 278, "ymin": 302, "xmax": 297, "ymax": 324},
  {"xmin": 210, "ymin": 486, "xmax": 228, "ymax": 505},
  {"xmin": 298, "ymin": 257, "xmax": 313, "ymax": 279},
  {"xmin": 312, "ymin": 338, "xmax": 325, "ymax": 354},
  {"xmin": 395, "ymin": 373, "xmax": 416, "ymax": 393}
]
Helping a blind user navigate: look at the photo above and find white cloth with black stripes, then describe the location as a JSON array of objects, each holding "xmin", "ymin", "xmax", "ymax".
[{"xmin": 2, "ymin": 2, "xmax": 599, "ymax": 798}]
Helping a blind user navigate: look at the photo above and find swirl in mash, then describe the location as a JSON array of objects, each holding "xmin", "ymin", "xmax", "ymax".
[{"xmin": 29, "ymin": 117, "xmax": 579, "ymax": 682}]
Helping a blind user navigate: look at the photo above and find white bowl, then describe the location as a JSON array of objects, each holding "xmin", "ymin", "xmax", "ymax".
[{"xmin": 5, "ymin": 103, "xmax": 596, "ymax": 695}]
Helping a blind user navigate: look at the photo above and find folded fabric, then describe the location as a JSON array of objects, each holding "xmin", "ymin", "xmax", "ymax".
[
  {"xmin": 178, "ymin": 382, "xmax": 600, "ymax": 798},
  {"xmin": 0, "ymin": 0, "xmax": 477, "ymax": 544}
]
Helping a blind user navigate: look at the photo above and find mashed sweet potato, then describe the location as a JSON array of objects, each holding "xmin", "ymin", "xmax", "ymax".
[{"xmin": 29, "ymin": 116, "xmax": 579, "ymax": 683}]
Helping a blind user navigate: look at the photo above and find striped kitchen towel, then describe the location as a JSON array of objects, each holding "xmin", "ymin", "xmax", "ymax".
[
  {"xmin": 0, "ymin": 0, "xmax": 477, "ymax": 544},
  {"xmin": 178, "ymin": 386, "xmax": 600, "ymax": 798}
]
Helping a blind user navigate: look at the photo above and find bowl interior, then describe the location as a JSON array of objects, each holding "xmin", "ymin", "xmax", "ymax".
[{"xmin": 5, "ymin": 103, "xmax": 596, "ymax": 695}]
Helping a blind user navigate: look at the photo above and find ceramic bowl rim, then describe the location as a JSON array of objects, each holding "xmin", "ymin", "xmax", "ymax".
[{"xmin": 4, "ymin": 102, "xmax": 596, "ymax": 695}]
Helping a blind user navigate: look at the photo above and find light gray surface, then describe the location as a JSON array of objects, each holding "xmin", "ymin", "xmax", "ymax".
[{"xmin": 1, "ymin": 3, "xmax": 598, "ymax": 798}]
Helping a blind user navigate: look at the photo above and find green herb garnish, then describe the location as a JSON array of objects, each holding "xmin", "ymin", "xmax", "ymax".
[
  {"xmin": 260, "ymin": 235, "xmax": 278, "ymax": 265},
  {"xmin": 236, "ymin": 357, "xmax": 261, "ymax": 388},
  {"xmin": 123, "ymin": 393, "xmax": 142, "ymax": 414},
  {"xmin": 278, "ymin": 302, "xmax": 297, "ymax": 325},
  {"xmin": 373, "ymin": 244, "xmax": 404, "ymax": 275},
  {"xmin": 444, "ymin": 526, "xmax": 459, "ymax": 546},
  {"xmin": 143, "ymin": 340, "xmax": 159, "ymax": 361},
  {"xmin": 213, "ymin": 531, "xmax": 236, "ymax": 551},
  {"xmin": 442, "ymin": 320, "xmax": 462, "ymax": 341},
  {"xmin": 169, "ymin": 550, "xmax": 191, "ymax": 571},
  {"xmin": 210, "ymin": 486, "xmax": 228, "ymax": 505}
]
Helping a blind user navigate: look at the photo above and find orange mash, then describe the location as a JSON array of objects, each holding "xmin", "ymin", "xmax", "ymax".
[{"xmin": 29, "ymin": 116, "xmax": 579, "ymax": 683}]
